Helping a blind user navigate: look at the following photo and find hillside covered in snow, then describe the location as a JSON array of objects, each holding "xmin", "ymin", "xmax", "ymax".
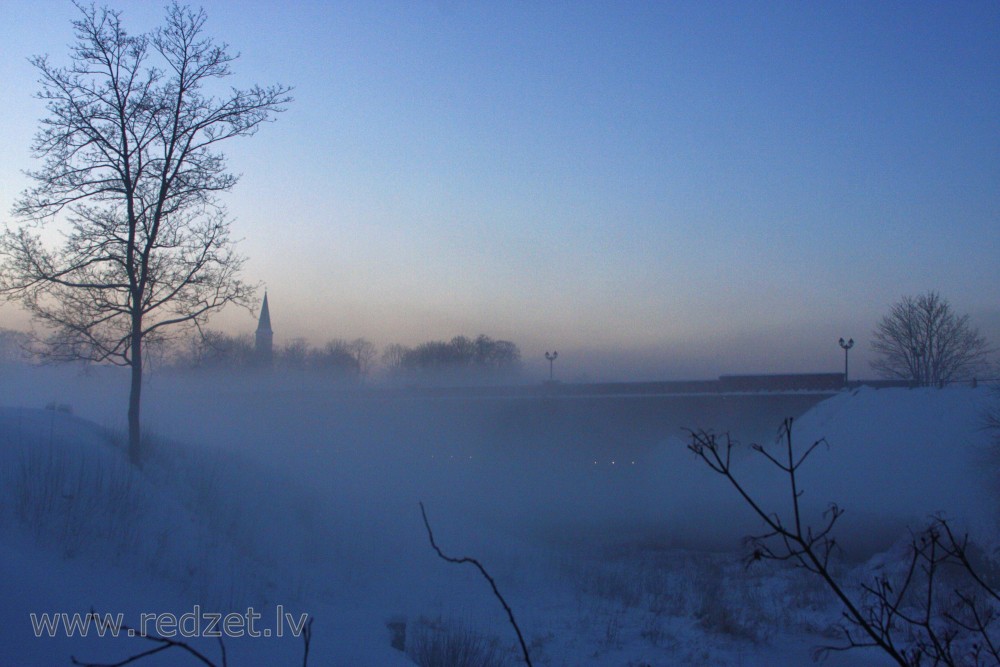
[{"xmin": 1, "ymin": 374, "xmax": 996, "ymax": 666}]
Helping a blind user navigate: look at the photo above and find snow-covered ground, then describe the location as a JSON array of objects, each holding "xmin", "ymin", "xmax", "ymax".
[{"xmin": 0, "ymin": 367, "xmax": 996, "ymax": 666}]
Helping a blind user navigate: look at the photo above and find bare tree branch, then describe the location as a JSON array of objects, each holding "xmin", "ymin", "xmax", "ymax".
[
  {"xmin": 419, "ymin": 501, "xmax": 533, "ymax": 666},
  {"xmin": 689, "ymin": 419, "xmax": 1000, "ymax": 665},
  {"xmin": 70, "ymin": 621, "xmax": 222, "ymax": 667},
  {"xmin": 69, "ymin": 612, "xmax": 312, "ymax": 667}
]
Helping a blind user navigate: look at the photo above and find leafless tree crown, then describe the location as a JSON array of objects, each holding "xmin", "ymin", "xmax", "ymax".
[{"xmin": 870, "ymin": 292, "xmax": 991, "ymax": 385}]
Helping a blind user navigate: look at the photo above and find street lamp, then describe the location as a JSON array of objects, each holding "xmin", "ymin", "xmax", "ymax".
[
  {"xmin": 838, "ymin": 337, "xmax": 854, "ymax": 386},
  {"xmin": 545, "ymin": 351, "xmax": 558, "ymax": 382}
]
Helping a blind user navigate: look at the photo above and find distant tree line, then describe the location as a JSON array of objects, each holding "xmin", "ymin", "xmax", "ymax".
[
  {"xmin": 170, "ymin": 332, "xmax": 373, "ymax": 379},
  {"xmin": 165, "ymin": 331, "xmax": 520, "ymax": 381},
  {"xmin": 382, "ymin": 335, "xmax": 522, "ymax": 381},
  {"xmin": 0, "ymin": 328, "xmax": 31, "ymax": 363}
]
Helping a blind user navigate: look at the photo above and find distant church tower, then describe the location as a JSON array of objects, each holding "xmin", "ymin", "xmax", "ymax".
[{"xmin": 255, "ymin": 292, "xmax": 273, "ymax": 367}]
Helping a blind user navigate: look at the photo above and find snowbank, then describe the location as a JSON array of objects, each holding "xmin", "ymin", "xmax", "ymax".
[{"xmin": 0, "ymin": 375, "xmax": 996, "ymax": 665}]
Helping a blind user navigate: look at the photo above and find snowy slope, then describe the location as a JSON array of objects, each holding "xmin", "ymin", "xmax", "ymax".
[
  {"xmin": 792, "ymin": 385, "xmax": 997, "ymax": 553},
  {"xmin": 0, "ymin": 407, "xmax": 413, "ymax": 666},
  {"xmin": 0, "ymin": 382, "xmax": 996, "ymax": 665}
]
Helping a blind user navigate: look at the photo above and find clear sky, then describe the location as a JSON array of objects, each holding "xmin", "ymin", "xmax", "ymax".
[{"xmin": 1, "ymin": 1, "xmax": 998, "ymax": 381}]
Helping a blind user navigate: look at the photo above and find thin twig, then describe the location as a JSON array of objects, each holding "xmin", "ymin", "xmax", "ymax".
[
  {"xmin": 419, "ymin": 501, "xmax": 532, "ymax": 666},
  {"xmin": 301, "ymin": 616, "xmax": 313, "ymax": 667},
  {"xmin": 71, "ymin": 622, "xmax": 221, "ymax": 667}
]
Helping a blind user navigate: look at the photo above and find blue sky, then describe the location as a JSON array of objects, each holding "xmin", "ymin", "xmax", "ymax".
[{"xmin": 1, "ymin": 1, "xmax": 998, "ymax": 380}]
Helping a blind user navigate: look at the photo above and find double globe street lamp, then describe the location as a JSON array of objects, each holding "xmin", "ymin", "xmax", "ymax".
[{"xmin": 545, "ymin": 351, "xmax": 558, "ymax": 382}]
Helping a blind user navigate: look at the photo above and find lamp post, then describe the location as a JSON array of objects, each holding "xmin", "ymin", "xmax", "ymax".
[
  {"xmin": 545, "ymin": 351, "xmax": 558, "ymax": 382},
  {"xmin": 838, "ymin": 337, "xmax": 854, "ymax": 387}
]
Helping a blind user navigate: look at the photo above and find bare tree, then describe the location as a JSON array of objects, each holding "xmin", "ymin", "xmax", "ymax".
[
  {"xmin": 0, "ymin": 328, "xmax": 32, "ymax": 363},
  {"xmin": 0, "ymin": 2, "xmax": 291, "ymax": 464},
  {"xmin": 473, "ymin": 334, "xmax": 521, "ymax": 370},
  {"xmin": 177, "ymin": 330, "xmax": 256, "ymax": 370},
  {"xmin": 381, "ymin": 343, "xmax": 409, "ymax": 376},
  {"xmin": 399, "ymin": 335, "xmax": 522, "ymax": 374},
  {"xmin": 309, "ymin": 339, "xmax": 360, "ymax": 378},
  {"xmin": 277, "ymin": 338, "xmax": 311, "ymax": 371},
  {"xmin": 871, "ymin": 292, "xmax": 991, "ymax": 386},
  {"xmin": 347, "ymin": 337, "xmax": 377, "ymax": 380}
]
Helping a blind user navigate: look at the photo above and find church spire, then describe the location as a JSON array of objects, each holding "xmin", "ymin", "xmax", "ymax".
[
  {"xmin": 255, "ymin": 292, "xmax": 273, "ymax": 366},
  {"xmin": 256, "ymin": 292, "xmax": 272, "ymax": 334}
]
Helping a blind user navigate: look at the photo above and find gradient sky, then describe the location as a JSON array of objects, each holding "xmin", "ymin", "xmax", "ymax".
[{"xmin": 1, "ymin": 1, "xmax": 998, "ymax": 381}]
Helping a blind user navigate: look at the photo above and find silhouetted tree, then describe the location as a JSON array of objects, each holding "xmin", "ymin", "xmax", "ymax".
[
  {"xmin": 404, "ymin": 338, "xmax": 469, "ymax": 370},
  {"xmin": 177, "ymin": 330, "xmax": 255, "ymax": 370},
  {"xmin": 309, "ymin": 339, "xmax": 361, "ymax": 377},
  {"xmin": 277, "ymin": 338, "xmax": 311, "ymax": 371},
  {"xmin": 381, "ymin": 343, "xmax": 409, "ymax": 374},
  {"xmin": 400, "ymin": 335, "xmax": 521, "ymax": 373},
  {"xmin": 0, "ymin": 3, "xmax": 290, "ymax": 464},
  {"xmin": 346, "ymin": 337, "xmax": 377, "ymax": 379},
  {"xmin": 871, "ymin": 292, "xmax": 991, "ymax": 385},
  {"xmin": 0, "ymin": 328, "xmax": 32, "ymax": 363},
  {"xmin": 473, "ymin": 334, "xmax": 521, "ymax": 369},
  {"xmin": 172, "ymin": 333, "xmax": 361, "ymax": 378}
]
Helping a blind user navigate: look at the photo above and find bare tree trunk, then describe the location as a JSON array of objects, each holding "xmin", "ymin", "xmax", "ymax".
[{"xmin": 128, "ymin": 327, "xmax": 143, "ymax": 466}]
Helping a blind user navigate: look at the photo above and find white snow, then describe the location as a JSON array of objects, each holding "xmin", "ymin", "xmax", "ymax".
[{"xmin": 0, "ymin": 368, "xmax": 995, "ymax": 666}]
